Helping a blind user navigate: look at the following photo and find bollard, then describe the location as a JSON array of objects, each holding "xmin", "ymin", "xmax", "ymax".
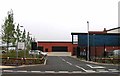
[
  {"xmin": 7, "ymin": 57, "xmax": 9, "ymax": 60},
  {"xmin": 111, "ymin": 58, "xmax": 113, "ymax": 64},
  {"xmin": 102, "ymin": 58, "xmax": 105, "ymax": 63},
  {"xmin": 7, "ymin": 57, "xmax": 9, "ymax": 64},
  {"xmin": 21, "ymin": 58, "xmax": 23, "ymax": 65}
]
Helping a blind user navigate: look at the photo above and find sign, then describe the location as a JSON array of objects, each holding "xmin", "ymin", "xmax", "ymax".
[{"xmin": 18, "ymin": 42, "xmax": 25, "ymax": 50}]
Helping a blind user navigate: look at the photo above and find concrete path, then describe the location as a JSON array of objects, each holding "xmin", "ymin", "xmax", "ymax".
[
  {"xmin": 47, "ymin": 52, "xmax": 71, "ymax": 56},
  {"xmin": 0, "ymin": 65, "xmax": 16, "ymax": 69}
]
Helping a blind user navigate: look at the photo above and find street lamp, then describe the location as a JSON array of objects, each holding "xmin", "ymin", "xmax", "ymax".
[
  {"xmin": 87, "ymin": 21, "xmax": 90, "ymax": 61},
  {"xmin": 93, "ymin": 34, "xmax": 96, "ymax": 61}
]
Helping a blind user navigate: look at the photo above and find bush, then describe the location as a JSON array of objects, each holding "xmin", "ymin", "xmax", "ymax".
[{"xmin": 2, "ymin": 50, "xmax": 35, "ymax": 58}]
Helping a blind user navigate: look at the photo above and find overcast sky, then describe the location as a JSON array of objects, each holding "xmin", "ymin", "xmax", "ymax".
[{"xmin": 0, "ymin": 0, "xmax": 119, "ymax": 41}]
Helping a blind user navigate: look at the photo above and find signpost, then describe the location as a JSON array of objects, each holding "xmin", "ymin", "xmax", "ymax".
[
  {"xmin": 17, "ymin": 42, "xmax": 26, "ymax": 58},
  {"xmin": 18, "ymin": 42, "xmax": 25, "ymax": 50}
]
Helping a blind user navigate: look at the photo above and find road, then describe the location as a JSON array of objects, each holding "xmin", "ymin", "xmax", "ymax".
[{"xmin": 1, "ymin": 56, "xmax": 120, "ymax": 76}]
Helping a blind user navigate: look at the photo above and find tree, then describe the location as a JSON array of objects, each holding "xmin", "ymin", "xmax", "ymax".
[
  {"xmin": 21, "ymin": 29, "xmax": 26, "ymax": 42},
  {"xmin": 2, "ymin": 10, "xmax": 16, "ymax": 51},
  {"xmin": 26, "ymin": 32, "xmax": 30, "ymax": 50},
  {"xmin": 15, "ymin": 24, "xmax": 22, "ymax": 42}
]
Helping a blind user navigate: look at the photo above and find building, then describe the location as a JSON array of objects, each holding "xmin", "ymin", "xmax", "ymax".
[
  {"xmin": 106, "ymin": 27, "xmax": 120, "ymax": 33},
  {"xmin": 37, "ymin": 27, "xmax": 120, "ymax": 57},
  {"xmin": 71, "ymin": 27, "xmax": 120, "ymax": 59},
  {"xmin": 37, "ymin": 41, "xmax": 77, "ymax": 55}
]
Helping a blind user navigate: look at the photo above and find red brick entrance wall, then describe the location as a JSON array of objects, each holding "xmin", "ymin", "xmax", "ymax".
[{"xmin": 37, "ymin": 41, "xmax": 73, "ymax": 53}]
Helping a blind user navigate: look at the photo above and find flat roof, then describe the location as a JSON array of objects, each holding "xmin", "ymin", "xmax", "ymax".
[
  {"xmin": 38, "ymin": 41, "xmax": 72, "ymax": 43},
  {"xmin": 71, "ymin": 32, "xmax": 120, "ymax": 35}
]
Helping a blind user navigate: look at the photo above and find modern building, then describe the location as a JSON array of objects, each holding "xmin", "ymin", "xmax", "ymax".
[
  {"xmin": 71, "ymin": 27, "xmax": 120, "ymax": 59},
  {"xmin": 36, "ymin": 27, "xmax": 120, "ymax": 57},
  {"xmin": 37, "ymin": 41, "xmax": 77, "ymax": 55}
]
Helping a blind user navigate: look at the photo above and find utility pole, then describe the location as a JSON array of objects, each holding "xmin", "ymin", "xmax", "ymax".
[{"xmin": 87, "ymin": 21, "xmax": 90, "ymax": 61}]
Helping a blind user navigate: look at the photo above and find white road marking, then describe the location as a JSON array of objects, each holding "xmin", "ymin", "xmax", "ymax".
[
  {"xmin": 85, "ymin": 70, "xmax": 96, "ymax": 73},
  {"xmin": 3, "ymin": 70, "xmax": 14, "ymax": 72},
  {"xmin": 66, "ymin": 61, "xmax": 72, "ymax": 65},
  {"xmin": 75, "ymin": 65, "xmax": 95, "ymax": 73},
  {"xmin": 98, "ymin": 70, "xmax": 109, "ymax": 72},
  {"xmin": 75, "ymin": 65, "xmax": 81, "ymax": 69},
  {"xmin": 17, "ymin": 71, "xmax": 28, "ymax": 72},
  {"xmin": 96, "ymin": 69, "xmax": 109, "ymax": 72},
  {"xmin": 60, "ymin": 57, "xmax": 73, "ymax": 65},
  {"xmin": 31, "ymin": 71, "xmax": 41, "ymax": 73},
  {"xmin": 108, "ymin": 69, "xmax": 119, "ymax": 72},
  {"xmin": 111, "ymin": 70, "xmax": 119, "ymax": 72},
  {"xmin": 3, "ymin": 69, "xmax": 119, "ymax": 73},
  {"xmin": 108, "ymin": 69, "xmax": 117, "ymax": 71},
  {"xmin": 72, "ymin": 71, "xmax": 82, "ymax": 73},
  {"xmin": 58, "ymin": 71, "xmax": 69, "ymax": 73},
  {"xmin": 62, "ymin": 59, "xmax": 66, "ymax": 61},
  {"xmin": 45, "ymin": 71, "xmax": 55, "ymax": 73},
  {"xmin": 87, "ymin": 64, "xmax": 105, "ymax": 69}
]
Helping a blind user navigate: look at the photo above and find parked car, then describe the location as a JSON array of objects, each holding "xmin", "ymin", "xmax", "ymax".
[
  {"xmin": 29, "ymin": 50, "xmax": 47, "ymax": 56},
  {"xmin": 113, "ymin": 50, "xmax": 120, "ymax": 56},
  {"xmin": 107, "ymin": 50, "xmax": 120, "ymax": 57},
  {"xmin": 39, "ymin": 51, "xmax": 47, "ymax": 56}
]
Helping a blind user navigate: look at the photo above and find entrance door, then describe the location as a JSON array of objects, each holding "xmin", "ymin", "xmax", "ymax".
[{"xmin": 52, "ymin": 46, "xmax": 68, "ymax": 52}]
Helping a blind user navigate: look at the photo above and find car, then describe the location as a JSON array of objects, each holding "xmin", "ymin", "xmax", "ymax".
[
  {"xmin": 113, "ymin": 50, "xmax": 120, "ymax": 56},
  {"xmin": 39, "ymin": 51, "xmax": 47, "ymax": 56},
  {"xmin": 29, "ymin": 50, "xmax": 47, "ymax": 56},
  {"xmin": 29, "ymin": 50, "xmax": 39, "ymax": 55}
]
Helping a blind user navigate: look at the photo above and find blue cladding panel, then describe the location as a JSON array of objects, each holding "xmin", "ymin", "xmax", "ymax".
[
  {"xmin": 78, "ymin": 34, "xmax": 87, "ymax": 46},
  {"xmin": 78, "ymin": 34, "xmax": 120, "ymax": 46},
  {"xmin": 104, "ymin": 35, "xmax": 119, "ymax": 46}
]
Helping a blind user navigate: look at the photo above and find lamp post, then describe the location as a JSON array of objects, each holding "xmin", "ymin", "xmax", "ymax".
[
  {"xmin": 87, "ymin": 21, "xmax": 90, "ymax": 61},
  {"xmin": 93, "ymin": 34, "xmax": 96, "ymax": 61}
]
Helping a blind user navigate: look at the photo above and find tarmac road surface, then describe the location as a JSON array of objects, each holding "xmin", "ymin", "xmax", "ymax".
[{"xmin": 2, "ymin": 56, "xmax": 120, "ymax": 76}]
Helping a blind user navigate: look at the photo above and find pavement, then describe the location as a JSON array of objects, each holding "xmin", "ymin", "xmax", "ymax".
[
  {"xmin": 0, "ymin": 65, "xmax": 16, "ymax": 69},
  {"xmin": 47, "ymin": 52, "xmax": 71, "ymax": 56}
]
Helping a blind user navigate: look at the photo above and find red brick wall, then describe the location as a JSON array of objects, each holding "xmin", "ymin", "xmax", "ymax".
[
  {"xmin": 37, "ymin": 41, "xmax": 120, "ymax": 57},
  {"xmin": 90, "ymin": 46, "xmax": 120, "ymax": 57},
  {"xmin": 37, "ymin": 42, "xmax": 73, "ymax": 53}
]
